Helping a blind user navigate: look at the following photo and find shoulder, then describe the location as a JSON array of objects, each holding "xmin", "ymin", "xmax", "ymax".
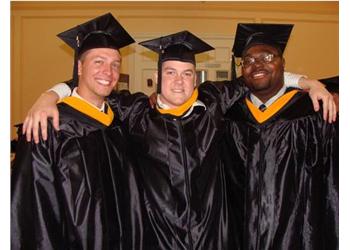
[
  {"xmin": 198, "ymin": 80, "xmax": 231, "ymax": 93},
  {"xmin": 56, "ymin": 103, "xmax": 92, "ymax": 134},
  {"xmin": 280, "ymin": 90, "xmax": 316, "ymax": 118},
  {"xmin": 108, "ymin": 91, "xmax": 148, "ymax": 106},
  {"xmin": 57, "ymin": 102, "xmax": 77, "ymax": 124},
  {"xmin": 198, "ymin": 80, "xmax": 230, "ymax": 103},
  {"xmin": 283, "ymin": 91, "xmax": 339, "ymax": 134}
]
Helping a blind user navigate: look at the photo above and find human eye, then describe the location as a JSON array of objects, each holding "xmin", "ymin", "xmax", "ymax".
[
  {"xmin": 165, "ymin": 69, "xmax": 176, "ymax": 76},
  {"xmin": 183, "ymin": 71, "xmax": 194, "ymax": 78},
  {"xmin": 242, "ymin": 56, "xmax": 254, "ymax": 67},
  {"xmin": 263, "ymin": 54, "xmax": 274, "ymax": 63},
  {"xmin": 94, "ymin": 58, "xmax": 104, "ymax": 65},
  {"xmin": 111, "ymin": 62, "xmax": 120, "ymax": 70}
]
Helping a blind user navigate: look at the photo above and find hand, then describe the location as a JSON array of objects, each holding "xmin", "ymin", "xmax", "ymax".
[
  {"xmin": 303, "ymin": 79, "xmax": 337, "ymax": 123},
  {"xmin": 149, "ymin": 92, "xmax": 157, "ymax": 109},
  {"xmin": 22, "ymin": 91, "xmax": 60, "ymax": 143}
]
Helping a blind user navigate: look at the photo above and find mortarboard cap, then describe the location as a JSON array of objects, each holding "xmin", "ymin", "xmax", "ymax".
[
  {"xmin": 139, "ymin": 30, "xmax": 214, "ymax": 92},
  {"xmin": 139, "ymin": 30, "xmax": 214, "ymax": 65},
  {"xmin": 232, "ymin": 23, "xmax": 294, "ymax": 57},
  {"xmin": 319, "ymin": 76, "xmax": 339, "ymax": 93},
  {"xmin": 57, "ymin": 12, "xmax": 135, "ymax": 57}
]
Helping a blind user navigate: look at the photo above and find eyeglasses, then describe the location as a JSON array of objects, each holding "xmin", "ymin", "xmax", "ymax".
[{"xmin": 241, "ymin": 53, "xmax": 279, "ymax": 67}]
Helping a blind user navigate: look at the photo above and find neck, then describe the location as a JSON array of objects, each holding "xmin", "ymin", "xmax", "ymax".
[
  {"xmin": 253, "ymin": 82, "xmax": 284, "ymax": 103},
  {"xmin": 254, "ymin": 90, "xmax": 280, "ymax": 103},
  {"xmin": 76, "ymin": 87, "xmax": 104, "ymax": 109}
]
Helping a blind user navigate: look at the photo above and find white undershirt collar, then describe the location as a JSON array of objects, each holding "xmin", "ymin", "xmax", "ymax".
[
  {"xmin": 72, "ymin": 87, "xmax": 106, "ymax": 112},
  {"xmin": 250, "ymin": 85, "xmax": 287, "ymax": 108}
]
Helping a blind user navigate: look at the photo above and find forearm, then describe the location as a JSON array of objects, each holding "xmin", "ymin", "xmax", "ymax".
[
  {"xmin": 40, "ymin": 90, "xmax": 60, "ymax": 104},
  {"xmin": 297, "ymin": 76, "xmax": 326, "ymax": 90}
]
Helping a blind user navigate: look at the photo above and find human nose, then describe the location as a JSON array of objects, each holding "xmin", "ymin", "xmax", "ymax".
[
  {"xmin": 251, "ymin": 57, "xmax": 265, "ymax": 67},
  {"xmin": 102, "ymin": 63, "xmax": 112, "ymax": 75},
  {"xmin": 174, "ymin": 73, "xmax": 183, "ymax": 82}
]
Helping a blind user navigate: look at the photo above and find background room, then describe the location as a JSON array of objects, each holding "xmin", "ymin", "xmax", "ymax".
[{"xmin": 10, "ymin": 1, "xmax": 339, "ymax": 139}]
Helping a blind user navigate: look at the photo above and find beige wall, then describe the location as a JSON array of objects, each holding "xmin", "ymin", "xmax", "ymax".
[{"xmin": 11, "ymin": 1, "xmax": 339, "ymax": 138}]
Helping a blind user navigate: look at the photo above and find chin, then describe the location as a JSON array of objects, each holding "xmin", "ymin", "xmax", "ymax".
[
  {"xmin": 99, "ymin": 85, "xmax": 114, "ymax": 92},
  {"xmin": 250, "ymin": 80, "xmax": 269, "ymax": 89},
  {"xmin": 255, "ymin": 84, "xmax": 270, "ymax": 90},
  {"xmin": 170, "ymin": 100, "xmax": 186, "ymax": 108},
  {"xmin": 96, "ymin": 90, "xmax": 113, "ymax": 98}
]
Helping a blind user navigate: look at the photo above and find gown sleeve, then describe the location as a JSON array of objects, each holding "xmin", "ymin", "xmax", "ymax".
[
  {"xmin": 51, "ymin": 78, "xmax": 150, "ymax": 127},
  {"xmin": 198, "ymin": 77, "xmax": 248, "ymax": 114},
  {"xmin": 322, "ymin": 117, "xmax": 339, "ymax": 248},
  {"xmin": 106, "ymin": 91, "xmax": 149, "ymax": 130},
  {"xmin": 11, "ymin": 123, "xmax": 65, "ymax": 250}
]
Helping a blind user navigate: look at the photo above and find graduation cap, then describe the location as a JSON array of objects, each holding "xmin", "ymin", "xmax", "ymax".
[
  {"xmin": 231, "ymin": 23, "xmax": 294, "ymax": 80},
  {"xmin": 139, "ymin": 30, "xmax": 214, "ymax": 93},
  {"xmin": 57, "ymin": 12, "xmax": 135, "ymax": 82},
  {"xmin": 319, "ymin": 76, "xmax": 339, "ymax": 93}
]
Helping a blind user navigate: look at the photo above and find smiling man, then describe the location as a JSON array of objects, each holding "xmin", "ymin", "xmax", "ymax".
[
  {"xmin": 77, "ymin": 48, "xmax": 121, "ymax": 105},
  {"xmin": 10, "ymin": 13, "xmax": 144, "ymax": 250},
  {"xmin": 158, "ymin": 60, "xmax": 196, "ymax": 108},
  {"xmin": 224, "ymin": 23, "xmax": 338, "ymax": 250},
  {"xmin": 242, "ymin": 44, "xmax": 285, "ymax": 102},
  {"xmin": 77, "ymin": 47, "xmax": 121, "ymax": 106}
]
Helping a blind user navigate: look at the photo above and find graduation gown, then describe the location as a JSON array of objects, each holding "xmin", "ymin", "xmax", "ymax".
[
  {"xmin": 107, "ymin": 81, "xmax": 246, "ymax": 250},
  {"xmin": 11, "ymin": 98, "xmax": 144, "ymax": 250},
  {"xmin": 224, "ymin": 89, "xmax": 339, "ymax": 250}
]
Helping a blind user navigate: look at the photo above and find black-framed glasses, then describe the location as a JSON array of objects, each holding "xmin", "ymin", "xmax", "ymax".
[{"xmin": 241, "ymin": 53, "xmax": 279, "ymax": 67}]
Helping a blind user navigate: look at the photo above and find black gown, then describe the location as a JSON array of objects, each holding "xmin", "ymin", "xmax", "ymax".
[
  {"xmin": 223, "ymin": 89, "xmax": 339, "ymax": 250},
  {"xmin": 107, "ymin": 81, "xmax": 246, "ymax": 250},
  {"xmin": 11, "ymin": 97, "xmax": 144, "ymax": 250}
]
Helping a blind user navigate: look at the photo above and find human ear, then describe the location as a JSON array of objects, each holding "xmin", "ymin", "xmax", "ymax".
[
  {"xmin": 78, "ymin": 60, "xmax": 83, "ymax": 76},
  {"xmin": 153, "ymin": 71, "xmax": 158, "ymax": 84}
]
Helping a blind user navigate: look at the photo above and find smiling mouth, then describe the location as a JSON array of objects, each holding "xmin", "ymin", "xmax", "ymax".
[
  {"xmin": 96, "ymin": 79, "xmax": 112, "ymax": 86},
  {"xmin": 172, "ymin": 89, "xmax": 184, "ymax": 93},
  {"xmin": 252, "ymin": 71, "xmax": 269, "ymax": 80}
]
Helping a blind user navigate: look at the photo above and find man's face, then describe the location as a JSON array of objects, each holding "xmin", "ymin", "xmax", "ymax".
[
  {"xmin": 159, "ymin": 60, "xmax": 197, "ymax": 108},
  {"xmin": 77, "ymin": 48, "xmax": 121, "ymax": 106},
  {"xmin": 241, "ymin": 44, "xmax": 285, "ymax": 98}
]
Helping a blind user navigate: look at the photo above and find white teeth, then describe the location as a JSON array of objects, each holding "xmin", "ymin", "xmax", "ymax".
[
  {"xmin": 252, "ymin": 72, "xmax": 266, "ymax": 79},
  {"xmin": 172, "ymin": 89, "xmax": 184, "ymax": 93},
  {"xmin": 97, "ymin": 79, "xmax": 110, "ymax": 85}
]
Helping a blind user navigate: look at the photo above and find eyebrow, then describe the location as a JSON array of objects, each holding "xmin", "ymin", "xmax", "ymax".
[
  {"xmin": 163, "ymin": 67, "xmax": 194, "ymax": 72},
  {"xmin": 93, "ymin": 55, "xmax": 121, "ymax": 63},
  {"xmin": 163, "ymin": 66, "xmax": 176, "ymax": 71},
  {"xmin": 184, "ymin": 69, "xmax": 194, "ymax": 73},
  {"xmin": 245, "ymin": 47, "xmax": 279, "ymax": 56}
]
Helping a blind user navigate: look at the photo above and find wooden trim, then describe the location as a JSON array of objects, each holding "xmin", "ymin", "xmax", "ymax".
[{"xmin": 11, "ymin": 1, "xmax": 338, "ymax": 16}]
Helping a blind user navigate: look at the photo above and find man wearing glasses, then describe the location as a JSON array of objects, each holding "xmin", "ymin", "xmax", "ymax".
[{"xmin": 224, "ymin": 23, "xmax": 338, "ymax": 250}]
